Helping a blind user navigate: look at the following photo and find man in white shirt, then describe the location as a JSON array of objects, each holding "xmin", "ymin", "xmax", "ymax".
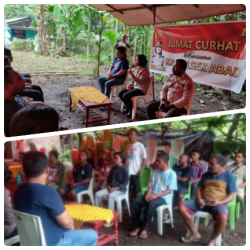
[
  {"xmin": 125, "ymin": 128, "xmax": 147, "ymax": 203},
  {"xmin": 114, "ymin": 34, "xmax": 130, "ymax": 53}
]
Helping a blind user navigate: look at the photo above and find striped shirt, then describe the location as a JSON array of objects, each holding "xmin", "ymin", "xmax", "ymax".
[{"xmin": 191, "ymin": 161, "xmax": 206, "ymax": 180}]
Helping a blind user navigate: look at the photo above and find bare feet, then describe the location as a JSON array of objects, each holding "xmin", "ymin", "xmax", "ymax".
[
  {"xmin": 139, "ymin": 230, "xmax": 148, "ymax": 239},
  {"xmin": 181, "ymin": 232, "xmax": 201, "ymax": 243},
  {"xmin": 207, "ymin": 239, "xmax": 216, "ymax": 246}
]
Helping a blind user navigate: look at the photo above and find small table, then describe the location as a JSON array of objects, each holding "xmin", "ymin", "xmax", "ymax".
[
  {"xmin": 69, "ymin": 88, "xmax": 113, "ymax": 128},
  {"xmin": 66, "ymin": 204, "xmax": 118, "ymax": 246}
]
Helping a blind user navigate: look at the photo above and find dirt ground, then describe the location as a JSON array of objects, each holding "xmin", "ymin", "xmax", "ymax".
[{"xmin": 12, "ymin": 51, "xmax": 246, "ymax": 130}]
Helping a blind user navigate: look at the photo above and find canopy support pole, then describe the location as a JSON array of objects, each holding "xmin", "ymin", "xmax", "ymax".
[{"xmin": 151, "ymin": 7, "xmax": 156, "ymax": 101}]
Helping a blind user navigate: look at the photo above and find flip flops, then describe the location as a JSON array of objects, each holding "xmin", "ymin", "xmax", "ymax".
[{"xmin": 180, "ymin": 236, "xmax": 201, "ymax": 243}]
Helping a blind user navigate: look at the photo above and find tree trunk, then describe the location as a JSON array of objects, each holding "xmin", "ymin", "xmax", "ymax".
[
  {"xmin": 123, "ymin": 23, "xmax": 126, "ymax": 34},
  {"xmin": 116, "ymin": 19, "xmax": 119, "ymax": 33},
  {"xmin": 133, "ymin": 36, "xmax": 139, "ymax": 65},
  {"xmin": 61, "ymin": 27, "xmax": 67, "ymax": 53},
  {"xmin": 97, "ymin": 14, "xmax": 104, "ymax": 78},
  {"xmin": 127, "ymin": 29, "xmax": 130, "ymax": 63},
  {"xmin": 87, "ymin": 14, "xmax": 91, "ymax": 57},
  {"xmin": 37, "ymin": 4, "xmax": 48, "ymax": 55}
]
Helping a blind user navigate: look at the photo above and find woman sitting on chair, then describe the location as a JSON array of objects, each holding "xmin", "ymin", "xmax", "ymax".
[{"xmin": 119, "ymin": 54, "xmax": 150, "ymax": 118}]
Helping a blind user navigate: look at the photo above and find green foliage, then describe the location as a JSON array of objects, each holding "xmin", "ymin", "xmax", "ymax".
[
  {"xmin": 153, "ymin": 73, "xmax": 167, "ymax": 84},
  {"xmin": 58, "ymin": 149, "xmax": 72, "ymax": 163},
  {"xmin": 4, "ymin": 4, "xmax": 32, "ymax": 19},
  {"xmin": 12, "ymin": 39, "xmax": 35, "ymax": 52}
]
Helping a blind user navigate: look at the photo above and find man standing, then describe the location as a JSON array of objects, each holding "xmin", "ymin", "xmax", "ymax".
[
  {"xmin": 114, "ymin": 34, "xmax": 130, "ymax": 53},
  {"xmin": 173, "ymin": 153, "xmax": 192, "ymax": 204},
  {"xmin": 179, "ymin": 155, "xmax": 237, "ymax": 246},
  {"xmin": 4, "ymin": 67, "xmax": 29, "ymax": 137},
  {"xmin": 129, "ymin": 152, "xmax": 177, "ymax": 239},
  {"xmin": 98, "ymin": 46, "xmax": 129, "ymax": 111},
  {"xmin": 146, "ymin": 59, "xmax": 195, "ymax": 119},
  {"xmin": 125, "ymin": 128, "xmax": 147, "ymax": 202},
  {"xmin": 227, "ymin": 152, "xmax": 246, "ymax": 202},
  {"xmin": 14, "ymin": 151, "xmax": 97, "ymax": 246},
  {"xmin": 190, "ymin": 150, "xmax": 206, "ymax": 198}
]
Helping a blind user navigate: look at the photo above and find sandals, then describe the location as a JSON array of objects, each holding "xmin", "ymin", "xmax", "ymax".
[
  {"xmin": 139, "ymin": 230, "xmax": 148, "ymax": 239},
  {"xmin": 129, "ymin": 228, "xmax": 141, "ymax": 237},
  {"xmin": 180, "ymin": 236, "xmax": 201, "ymax": 243}
]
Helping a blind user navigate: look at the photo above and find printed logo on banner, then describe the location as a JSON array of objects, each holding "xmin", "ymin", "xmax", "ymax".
[{"xmin": 149, "ymin": 21, "xmax": 246, "ymax": 94}]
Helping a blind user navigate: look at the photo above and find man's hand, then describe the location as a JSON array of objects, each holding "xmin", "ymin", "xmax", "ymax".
[
  {"xmin": 197, "ymin": 198, "xmax": 205, "ymax": 208},
  {"xmin": 107, "ymin": 74, "xmax": 113, "ymax": 80},
  {"xmin": 25, "ymin": 85, "xmax": 32, "ymax": 89},
  {"xmin": 127, "ymin": 68, "xmax": 133, "ymax": 75},
  {"xmin": 208, "ymin": 200, "xmax": 221, "ymax": 207},
  {"xmin": 145, "ymin": 194, "xmax": 151, "ymax": 202},
  {"xmin": 163, "ymin": 104, "xmax": 174, "ymax": 110},
  {"xmin": 147, "ymin": 194, "xmax": 158, "ymax": 201}
]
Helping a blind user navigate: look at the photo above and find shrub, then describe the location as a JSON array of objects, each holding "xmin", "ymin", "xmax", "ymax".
[{"xmin": 12, "ymin": 39, "xmax": 34, "ymax": 52}]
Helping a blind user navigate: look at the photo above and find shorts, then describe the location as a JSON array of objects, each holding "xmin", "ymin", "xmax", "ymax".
[
  {"xmin": 175, "ymin": 188, "xmax": 188, "ymax": 196},
  {"xmin": 182, "ymin": 199, "xmax": 229, "ymax": 219},
  {"xmin": 61, "ymin": 184, "xmax": 89, "ymax": 194}
]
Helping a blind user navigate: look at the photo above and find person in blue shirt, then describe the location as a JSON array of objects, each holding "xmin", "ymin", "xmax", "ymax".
[
  {"xmin": 14, "ymin": 151, "xmax": 97, "ymax": 246},
  {"xmin": 97, "ymin": 46, "xmax": 129, "ymax": 111},
  {"xmin": 59, "ymin": 151, "xmax": 93, "ymax": 200},
  {"xmin": 129, "ymin": 152, "xmax": 177, "ymax": 239},
  {"xmin": 179, "ymin": 155, "xmax": 237, "ymax": 246}
]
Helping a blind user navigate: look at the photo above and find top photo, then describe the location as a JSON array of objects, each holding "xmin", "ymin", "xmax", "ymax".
[{"xmin": 4, "ymin": 4, "xmax": 246, "ymax": 137}]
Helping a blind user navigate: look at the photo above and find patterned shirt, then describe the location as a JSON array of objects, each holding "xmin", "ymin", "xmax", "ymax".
[
  {"xmin": 48, "ymin": 161, "xmax": 65, "ymax": 186},
  {"xmin": 161, "ymin": 73, "xmax": 195, "ymax": 111},
  {"xmin": 191, "ymin": 161, "xmax": 206, "ymax": 180},
  {"xmin": 227, "ymin": 163, "xmax": 246, "ymax": 185}
]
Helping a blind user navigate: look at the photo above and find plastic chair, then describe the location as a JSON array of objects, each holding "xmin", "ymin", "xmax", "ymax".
[
  {"xmin": 114, "ymin": 181, "xmax": 131, "ymax": 222},
  {"xmin": 182, "ymin": 182, "xmax": 192, "ymax": 201},
  {"xmin": 157, "ymin": 192, "xmax": 174, "ymax": 235},
  {"xmin": 140, "ymin": 167, "xmax": 153, "ymax": 195},
  {"xmin": 155, "ymin": 88, "xmax": 195, "ymax": 118},
  {"xmin": 4, "ymin": 235, "xmax": 20, "ymax": 246},
  {"xmin": 121, "ymin": 75, "xmax": 154, "ymax": 121},
  {"xmin": 13, "ymin": 210, "xmax": 46, "ymax": 246},
  {"xmin": 76, "ymin": 173, "xmax": 95, "ymax": 205},
  {"xmin": 186, "ymin": 211, "xmax": 222, "ymax": 246},
  {"xmin": 110, "ymin": 72, "xmax": 129, "ymax": 101}
]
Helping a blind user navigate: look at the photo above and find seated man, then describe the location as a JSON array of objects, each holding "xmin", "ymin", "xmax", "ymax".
[
  {"xmin": 129, "ymin": 152, "xmax": 177, "ymax": 239},
  {"xmin": 47, "ymin": 150, "xmax": 66, "ymax": 188},
  {"xmin": 227, "ymin": 152, "xmax": 246, "ymax": 202},
  {"xmin": 4, "ymin": 66, "xmax": 29, "ymax": 137},
  {"xmin": 14, "ymin": 151, "xmax": 97, "ymax": 246},
  {"xmin": 9, "ymin": 104, "xmax": 61, "ymax": 136},
  {"xmin": 4, "ymin": 48, "xmax": 44, "ymax": 102},
  {"xmin": 97, "ymin": 46, "xmax": 129, "ymax": 111},
  {"xmin": 179, "ymin": 155, "xmax": 237, "ymax": 246},
  {"xmin": 173, "ymin": 153, "xmax": 192, "ymax": 205},
  {"xmin": 59, "ymin": 151, "xmax": 93, "ymax": 200},
  {"xmin": 95, "ymin": 152, "xmax": 129, "ymax": 211},
  {"xmin": 190, "ymin": 150, "xmax": 206, "ymax": 198},
  {"xmin": 146, "ymin": 59, "xmax": 195, "ymax": 119},
  {"xmin": 150, "ymin": 150, "xmax": 165, "ymax": 170}
]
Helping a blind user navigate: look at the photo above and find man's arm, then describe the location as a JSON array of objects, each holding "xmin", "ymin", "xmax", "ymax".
[
  {"xmin": 110, "ymin": 69, "xmax": 126, "ymax": 78},
  {"xmin": 108, "ymin": 65, "xmax": 114, "ymax": 75},
  {"xmin": 239, "ymin": 182, "xmax": 246, "ymax": 188},
  {"xmin": 209, "ymin": 193, "xmax": 235, "ymax": 206},
  {"xmin": 178, "ymin": 176, "xmax": 189, "ymax": 182},
  {"xmin": 55, "ymin": 210, "xmax": 74, "ymax": 230},
  {"xmin": 125, "ymin": 41, "xmax": 130, "ymax": 48},
  {"xmin": 74, "ymin": 178, "xmax": 90, "ymax": 187}
]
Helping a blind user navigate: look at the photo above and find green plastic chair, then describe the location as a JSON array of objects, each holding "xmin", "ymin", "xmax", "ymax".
[
  {"xmin": 204, "ymin": 175, "xmax": 238, "ymax": 230},
  {"xmin": 236, "ymin": 186, "xmax": 246, "ymax": 220},
  {"xmin": 182, "ymin": 182, "xmax": 192, "ymax": 201},
  {"xmin": 140, "ymin": 167, "xmax": 153, "ymax": 195}
]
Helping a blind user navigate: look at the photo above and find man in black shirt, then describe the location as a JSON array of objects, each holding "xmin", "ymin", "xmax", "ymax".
[
  {"xmin": 4, "ymin": 67, "xmax": 29, "ymax": 136},
  {"xmin": 173, "ymin": 153, "xmax": 192, "ymax": 204},
  {"xmin": 59, "ymin": 151, "xmax": 93, "ymax": 200}
]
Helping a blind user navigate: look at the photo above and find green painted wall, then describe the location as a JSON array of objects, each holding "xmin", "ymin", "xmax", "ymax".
[{"xmin": 9, "ymin": 28, "xmax": 37, "ymax": 41}]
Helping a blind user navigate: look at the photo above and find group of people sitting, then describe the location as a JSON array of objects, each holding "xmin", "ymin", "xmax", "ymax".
[
  {"xmin": 4, "ymin": 128, "xmax": 246, "ymax": 246},
  {"xmin": 98, "ymin": 34, "xmax": 195, "ymax": 120},
  {"xmin": 4, "ymin": 48, "xmax": 68, "ymax": 137}
]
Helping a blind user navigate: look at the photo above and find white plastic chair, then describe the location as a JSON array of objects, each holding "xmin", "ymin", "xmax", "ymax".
[
  {"xmin": 156, "ymin": 88, "xmax": 195, "ymax": 118},
  {"xmin": 110, "ymin": 72, "xmax": 129, "ymax": 101},
  {"xmin": 121, "ymin": 75, "xmax": 154, "ymax": 121},
  {"xmin": 156, "ymin": 192, "xmax": 174, "ymax": 235},
  {"xmin": 186, "ymin": 211, "xmax": 222, "ymax": 246},
  {"xmin": 4, "ymin": 235, "xmax": 20, "ymax": 246},
  {"xmin": 13, "ymin": 210, "xmax": 46, "ymax": 246},
  {"xmin": 76, "ymin": 173, "xmax": 95, "ymax": 205},
  {"xmin": 114, "ymin": 181, "xmax": 131, "ymax": 222}
]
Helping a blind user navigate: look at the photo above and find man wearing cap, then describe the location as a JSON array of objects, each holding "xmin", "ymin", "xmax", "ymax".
[
  {"xmin": 151, "ymin": 41, "xmax": 165, "ymax": 67},
  {"xmin": 146, "ymin": 59, "xmax": 195, "ymax": 119}
]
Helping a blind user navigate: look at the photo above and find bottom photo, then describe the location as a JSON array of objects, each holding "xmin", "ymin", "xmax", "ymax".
[{"xmin": 4, "ymin": 114, "xmax": 246, "ymax": 246}]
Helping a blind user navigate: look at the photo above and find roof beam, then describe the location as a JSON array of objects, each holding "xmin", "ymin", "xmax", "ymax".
[
  {"xmin": 106, "ymin": 4, "xmax": 178, "ymax": 13},
  {"xmin": 141, "ymin": 4, "xmax": 166, "ymax": 23},
  {"xmin": 105, "ymin": 4, "xmax": 123, "ymax": 14}
]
